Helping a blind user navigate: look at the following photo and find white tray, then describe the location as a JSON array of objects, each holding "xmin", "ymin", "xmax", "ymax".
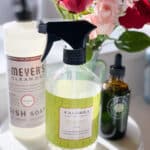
[
  {"xmin": 97, "ymin": 117, "xmax": 144, "ymax": 150},
  {"xmin": 0, "ymin": 74, "xmax": 144, "ymax": 150},
  {"xmin": 0, "ymin": 117, "xmax": 144, "ymax": 150}
]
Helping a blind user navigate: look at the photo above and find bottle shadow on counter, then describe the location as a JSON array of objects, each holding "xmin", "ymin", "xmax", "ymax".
[{"xmin": 16, "ymin": 134, "xmax": 50, "ymax": 150}]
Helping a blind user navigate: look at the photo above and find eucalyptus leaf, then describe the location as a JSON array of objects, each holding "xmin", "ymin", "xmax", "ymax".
[{"xmin": 115, "ymin": 31, "xmax": 150, "ymax": 52}]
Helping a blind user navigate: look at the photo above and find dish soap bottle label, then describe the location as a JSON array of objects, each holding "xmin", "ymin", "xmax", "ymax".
[
  {"xmin": 46, "ymin": 91, "xmax": 100, "ymax": 149},
  {"xmin": 7, "ymin": 55, "xmax": 45, "ymax": 128}
]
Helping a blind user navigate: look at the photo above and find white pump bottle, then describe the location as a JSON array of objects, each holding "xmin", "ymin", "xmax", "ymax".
[{"xmin": 3, "ymin": 1, "xmax": 46, "ymax": 140}]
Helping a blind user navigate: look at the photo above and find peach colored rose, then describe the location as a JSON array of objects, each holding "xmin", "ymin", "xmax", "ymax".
[
  {"xmin": 96, "ymin": 0, "xmax": 119, "ymax": 22},
  {"xmin": 83, "ymin": 14, "xmax": 99, "ymax": 39},
  {"xmin": 83, "ymin": 0, "xmax": 120, "ymax": 39},
  {"xmin": 100, "ymin": 0, "xmax": 119, "ymax": 32}
]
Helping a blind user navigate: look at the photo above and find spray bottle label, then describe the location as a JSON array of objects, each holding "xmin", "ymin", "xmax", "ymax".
[
  {"xmin": 59, "ymin": 107, "xmax": 93, "ymax": 140},
  {"xmin": 46, "ymin": 91, "xmax": 100, "ymax": 149},
  {"xmin": 7, "ymin": 55, "xmax": 45, "ymax": 128}
]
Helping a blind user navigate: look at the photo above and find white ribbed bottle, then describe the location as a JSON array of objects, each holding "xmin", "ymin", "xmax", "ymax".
[{"xmin": 3, "ymin": 21, "xmax": 46, "ymax": 140}]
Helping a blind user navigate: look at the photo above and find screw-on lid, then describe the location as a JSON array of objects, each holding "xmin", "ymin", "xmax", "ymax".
[
  {"xmin": 63, "ymin": 49, "xmax": 86, "ymax": 65},
  {"xmin": 110, "ymin": 53, "xmax": 125, "ymax": 77}
]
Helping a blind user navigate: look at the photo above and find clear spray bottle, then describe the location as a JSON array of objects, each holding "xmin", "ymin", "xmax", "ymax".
[{"xmin": 39, "ymin": 20, "xmax": 101, "ymax": 150}]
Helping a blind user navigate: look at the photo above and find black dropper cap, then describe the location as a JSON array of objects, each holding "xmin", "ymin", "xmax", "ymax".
[{"xmin": 110, "ymin": 53, "xmax": 125, "ymax": 77}]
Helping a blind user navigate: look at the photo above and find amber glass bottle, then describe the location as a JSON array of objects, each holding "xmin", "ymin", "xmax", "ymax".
[{"xmin": 100, "ymin": 53, "xmax": 130, "ymax": 140}]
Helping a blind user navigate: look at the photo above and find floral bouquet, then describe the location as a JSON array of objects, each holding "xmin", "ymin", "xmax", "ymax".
[{"xmin": 52, "ymin": 0, "xmax": 150, "ymax": 59}]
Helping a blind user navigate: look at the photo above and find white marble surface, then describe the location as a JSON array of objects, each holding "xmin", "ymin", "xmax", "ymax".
[
  {"xmin": 0, "ymin": 115, "xmax": 143, "ymax": 150},
  {"xmin": 0, "ymin": 72, "xmax": 147, "ymax": 150},
  {"xmin": 0, "ymin": 24, "xmax": 150, "ymax": 150}
]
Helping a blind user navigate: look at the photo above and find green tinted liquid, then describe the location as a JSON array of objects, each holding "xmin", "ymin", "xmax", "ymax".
[
  {"xmin": 101, "ymin": 79, "xmax": 130, "ymax": 139},
  {"xmin": 46, "ymin": 81, "xmax": 100, "ymax": 149}
]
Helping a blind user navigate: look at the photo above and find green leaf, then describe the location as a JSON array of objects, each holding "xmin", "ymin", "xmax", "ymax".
[
  {"xmin": 87, "ymin": 35, "xmax": 107, "ymax": 51},
  {"xmin": 115, "ymin": 31, "xmax": 150, "ymax": 52}
]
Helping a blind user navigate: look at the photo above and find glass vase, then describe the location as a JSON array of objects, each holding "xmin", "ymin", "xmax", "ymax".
[{"xmin": 85, "ymin": 50, "xmax": 106, "ymax": 83}]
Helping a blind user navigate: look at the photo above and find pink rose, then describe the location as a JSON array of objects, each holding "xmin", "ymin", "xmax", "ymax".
[
  {"xmin": 83, "ymin": 14, "xmax": 100, "ymax": 39},
  {"xmin": 96, "ymin": 0, "xmax": 119, "ymax": 35},
  {"xmin": 58, "ymin": 0, "xmax": 93, "ymax": 13},
  {"xmin": 96, "ymin": 0, "xmax": 119, "ymax": 23},
  {"xmin": 83, "ymin": 0, "xmax": 120, "ymax": 39}
]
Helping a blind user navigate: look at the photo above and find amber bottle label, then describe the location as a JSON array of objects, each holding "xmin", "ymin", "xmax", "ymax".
[
  {"xmin": 7, "ymin": 55, "xmax": 45, "ymax": 128},
  {"xmin": 107, "ymin": 94, "xmax": 130, "ymax": 120}
]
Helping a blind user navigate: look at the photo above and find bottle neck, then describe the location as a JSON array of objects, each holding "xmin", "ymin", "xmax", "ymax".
[
  {"xmin": 64, "ymin": 64, "xmax": 83, "ymax": 72},
  {"xmin": 109, "ymin": 75, "xmax": 124, "ymax": 82},
  {"xmin": 64, "ymin": 64, "xmax": 82, "ymax": 68}
]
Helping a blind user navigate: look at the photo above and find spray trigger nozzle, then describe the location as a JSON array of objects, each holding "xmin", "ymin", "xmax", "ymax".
[{"xmin": 38, "ymin": 20, "xmax": 96, "ymax": 63}]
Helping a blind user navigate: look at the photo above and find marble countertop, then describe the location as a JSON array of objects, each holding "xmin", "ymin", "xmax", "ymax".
[
  {"xmin": 0, "ymin": 73, "xmax": 149, "ymax": 150},
  {"xmin": 0, "ymin": 24, "xmax": 150, "ymax": 150}
]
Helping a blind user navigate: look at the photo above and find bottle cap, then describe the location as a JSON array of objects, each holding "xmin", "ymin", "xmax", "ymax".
[
  {"xmin": 63, "ymin": 49, "xmax": 86, "ymax": 65},
  {"xmin": 110, "ymin": 53, "xmax": 125, "ymax": 77}
]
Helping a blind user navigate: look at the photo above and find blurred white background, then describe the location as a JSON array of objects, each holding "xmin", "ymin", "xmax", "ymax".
[
  {"xmin": 0, "ymin": 0, "xmax": 60, "ymax": 74},
  {"xmin": 0, "ymin": 0, "xmax": 59, "ymax": 24}
]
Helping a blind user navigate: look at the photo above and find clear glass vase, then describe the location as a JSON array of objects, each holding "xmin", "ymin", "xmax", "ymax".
[{"xmin": 85, "ymin": 50, "xmax": 106, "ymax": 83}]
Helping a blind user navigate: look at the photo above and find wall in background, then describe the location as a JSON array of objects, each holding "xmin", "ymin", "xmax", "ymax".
[
  {"xmin": 0, "ymin": 0, "xmax": 59, "ymax": 24},
  {"xmin": 39, "ymin": 0, "xmax": 60, "ymax": 20},
  {"xmin": 0, "ymin": 0, "xmax": 15, "ymax": 24}
]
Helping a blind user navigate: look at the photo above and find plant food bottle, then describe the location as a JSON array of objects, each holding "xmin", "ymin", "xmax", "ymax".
[{"xmin": 100, "ymin": 53, "xmax": 130, "ymax": 140}]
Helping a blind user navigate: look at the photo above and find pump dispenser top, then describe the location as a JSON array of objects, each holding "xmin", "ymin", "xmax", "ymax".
[{"xmin": 39, "ymin": 20, "xmax": 96, "ymax": 63}]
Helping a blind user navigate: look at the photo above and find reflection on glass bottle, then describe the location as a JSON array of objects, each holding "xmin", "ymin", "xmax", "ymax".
[
  {"xmin": 100, "ymin": 53, "xmax": 130, "ymax": 140},
  {"xmin": 144, "ymin": 48, "xmax": 150, "ymax": 103},
  {"xmin": 85, "ymin": 50, "xmax": 106, "ymax": 83}
]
